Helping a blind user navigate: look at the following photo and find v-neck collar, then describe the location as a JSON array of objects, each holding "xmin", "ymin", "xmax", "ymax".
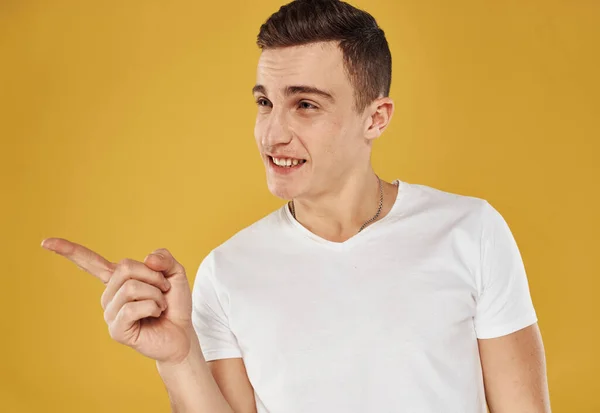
[{"xmin": 282, "ymin": 179, "xmax": 409, "ymax": 251}]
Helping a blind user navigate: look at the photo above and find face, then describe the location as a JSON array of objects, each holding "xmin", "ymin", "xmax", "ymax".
[{"xmin": 253, "ymin": 41, "xmax": 381, "ymax": 201}]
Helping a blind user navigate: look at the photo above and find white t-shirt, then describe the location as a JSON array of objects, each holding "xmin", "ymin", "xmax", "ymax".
[{"xmin": 191, "ymin": 179, "xmax": 538, "ymax": 413}]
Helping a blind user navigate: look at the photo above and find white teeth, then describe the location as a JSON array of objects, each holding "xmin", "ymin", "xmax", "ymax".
[{"xmin": 273, "ymin": 157, "xmax": 304, "ymax": 167}]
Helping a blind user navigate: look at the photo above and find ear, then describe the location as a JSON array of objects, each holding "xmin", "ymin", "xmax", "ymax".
[{"xmin": 364, "ymin": 97, "xmax": 394, "ymax": 141}]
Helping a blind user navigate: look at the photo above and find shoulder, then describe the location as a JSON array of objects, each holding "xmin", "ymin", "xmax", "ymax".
[
  {"xmin": 403, "ymin": 181, "xmax": 516, "ymax": 251},
  {"xmin": 403, "ymin": 181, "xmax": 489, "ymax": 221},
  {"xmin": 218, "ymin": 205, "xmax": 286, "ymax": 252},
  {"xmin": 199, "ymin": 205, "xmax": 287, "ymax": 271}
]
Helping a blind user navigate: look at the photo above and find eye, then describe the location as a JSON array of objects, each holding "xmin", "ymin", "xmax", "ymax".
[
  {"xmin": 256, "ymin": 97, "xmax": 272, "ymax": 107},
  {"xmin": 299, "ymin": 101, "xmax": 317, "ymax": 110}
]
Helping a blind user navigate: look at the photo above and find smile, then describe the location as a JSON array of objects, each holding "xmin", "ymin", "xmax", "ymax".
[
  {"xmin": 267, "ymin": 156, "xmax": 307, "ymax": 174},
  {"xmin": 270, "ymin": 156, "xmax": 307, "ymax": 167}
]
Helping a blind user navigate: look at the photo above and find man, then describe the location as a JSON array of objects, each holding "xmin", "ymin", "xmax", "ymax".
[{"xmin": 41, "ymin": 0, "xmax": 551, "ymax": 412}]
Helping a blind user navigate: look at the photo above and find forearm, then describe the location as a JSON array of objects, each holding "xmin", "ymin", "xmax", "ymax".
[{"xmin": 157, "ymin": 336, "xmax": 234, "ymax": 413}]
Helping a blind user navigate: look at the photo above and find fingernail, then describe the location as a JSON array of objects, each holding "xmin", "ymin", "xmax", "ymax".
[
  {"xmin": 146, "ymin": 253, "xmax": 164, "ymax": 261},
  {"xmin": 164, "ymin": 278, "xmax": 171, "ymax": 290}
]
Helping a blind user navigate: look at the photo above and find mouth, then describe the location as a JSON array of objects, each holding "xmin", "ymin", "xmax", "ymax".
[
  {"xmin": 268, "ymin": 155, "xmax": 307, "ymax": 168},
  {"xmin": 267, "ymin": 155, "xmax": 307, "ymax": 174}
]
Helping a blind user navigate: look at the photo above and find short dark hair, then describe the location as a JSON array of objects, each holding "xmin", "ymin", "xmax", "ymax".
[{"xmin": 256, "ymin": 0, "xmax": 392, "ymax": 112}]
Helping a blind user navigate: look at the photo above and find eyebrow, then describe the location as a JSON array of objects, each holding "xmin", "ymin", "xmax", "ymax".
[{"xmin": 252, "ymin": 84, "xmax": 335, "ymax": 103}]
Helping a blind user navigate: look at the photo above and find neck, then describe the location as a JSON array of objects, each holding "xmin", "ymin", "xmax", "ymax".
[{"xmin": 290, "ymin": 169, "xmax": 399, "ymax": 243}]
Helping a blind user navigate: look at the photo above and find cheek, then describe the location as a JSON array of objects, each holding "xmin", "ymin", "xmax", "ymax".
[
  {"xmin": 254, "ymin": 118, "xmax": 264, "ymax": 146},
  {"xmin": 317, "ymin": 120, "xmax": 346, "ymax": 155},
  {"xmin": 299, "ymin": 133, "xmax": 341, "ymax": 169},
  {"xmin": 320, "ymin": 123, "xmax": 361, "ymax": 165}
]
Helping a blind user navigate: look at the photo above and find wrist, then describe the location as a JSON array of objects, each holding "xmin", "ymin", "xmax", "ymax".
[
  {"xmin": 156, "ymin": 327, "xmax": 203, "ymax": 373},
  {"xmin": 155, "ymin": 333, "xmax": 234, "ymax": 413}
]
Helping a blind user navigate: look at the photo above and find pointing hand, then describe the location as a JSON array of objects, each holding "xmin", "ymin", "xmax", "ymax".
[{"xmin": 41, "ymin": 238, "xmax": 195, "ymax": 364}]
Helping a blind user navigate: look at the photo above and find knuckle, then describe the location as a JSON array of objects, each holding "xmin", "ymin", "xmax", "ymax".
[
  {"xmin": 117, "ymin": 258, "xmax": 134, "ymax": 273},
  {"xmin": 108, "ymin": 324, "xmax": 123, "ymax": 344},
  {"xmin": 117, "ymin": 257, "xmax": 131, "ymax": 266},
  {"xmin": 176, "ymin": 262, "xmax": 186, "ymax": 275},
  {"xmin": 122, "ymin": 279, "xmax": 140, "ymax": 297},
  {"xmin": 100, "ymin": 289, "xmax": 109, "ymax": 310},
  {"xmin": 111, "ymin": 271, "xmax": 127, "ymax": 287},
  {"xmin": 121, "ymin": 302, "xmax": 134, "ymax": 319}
]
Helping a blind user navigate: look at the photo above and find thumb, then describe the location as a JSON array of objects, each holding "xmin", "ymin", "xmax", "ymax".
[{"xmin": 144, "ymin": 248, "xmax": 185, "ymax": 279}]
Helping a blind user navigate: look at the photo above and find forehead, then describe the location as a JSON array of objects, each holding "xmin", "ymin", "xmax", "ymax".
[{"xmin": 256, "ymin": 42, "xmax": 350, "ymax": 95}]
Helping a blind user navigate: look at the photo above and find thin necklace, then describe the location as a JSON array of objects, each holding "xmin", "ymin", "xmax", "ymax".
[{"xmin": 289, "ymin": 175, "xmax": 384, "ymax": 233}]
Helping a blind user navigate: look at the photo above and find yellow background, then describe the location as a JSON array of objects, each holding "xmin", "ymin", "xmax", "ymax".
[{"xmin": 1, "ymin": 0, "xmax": 598, "ymax": 412}]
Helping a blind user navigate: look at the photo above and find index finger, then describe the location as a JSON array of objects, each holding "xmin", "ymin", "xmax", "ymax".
[{"xmin": 41, "ymin": 237, "xmax": 116, "ymax": 284}]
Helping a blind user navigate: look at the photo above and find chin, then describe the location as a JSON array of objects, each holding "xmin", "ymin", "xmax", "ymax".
[
  {"xmin": 267, "ymin": 181, "xmax": 294, "ymax": 200},
  {"xmin": 266, "ymin": 176, "xmax": 301, "ymax": 200}
]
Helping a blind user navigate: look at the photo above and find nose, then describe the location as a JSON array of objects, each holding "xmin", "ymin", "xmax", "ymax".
[{"xmin": 259, "ymin": 107, "xmax": 293, "ymax": 151}]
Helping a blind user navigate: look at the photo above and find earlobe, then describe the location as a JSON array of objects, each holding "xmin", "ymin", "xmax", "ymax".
[{"xmin": 369, "ymin": 119, "xmax": 382, "ymax": 139}]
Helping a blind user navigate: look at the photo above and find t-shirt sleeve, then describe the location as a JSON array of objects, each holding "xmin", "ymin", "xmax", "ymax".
[
  {"xmin": 191, "ymin": 251, "xmax": 243, "ymax": 361},
  {"xmin": 474, "ymin": 200, "xmax": 538, "ymax": 339}
]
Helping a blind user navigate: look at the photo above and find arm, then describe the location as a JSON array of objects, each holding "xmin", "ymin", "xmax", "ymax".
[
  {"xmin": 40, "ymin": 238, "xmax": 253, "ymax": 413},
  {"xmin": 474, "ymin": 202, "xmax": 551, "ymax": 411},
  {"xmin": 478, "ymin": 323, "xmax": 551, "ymax": 413},
  {"xmin": 156, "ymin": 333, "xmax": 236, "ymax": 413},
  {"xmin": 208, "ymin": 359, "xmax": 257, "ymax": 413},
  {"xmin": 160, "ymin": 251, "xmax": 257, "ymax": 413},
  {"xmin": 157, "ymin": 339, "xmax": 256, "ymax": 413}
]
